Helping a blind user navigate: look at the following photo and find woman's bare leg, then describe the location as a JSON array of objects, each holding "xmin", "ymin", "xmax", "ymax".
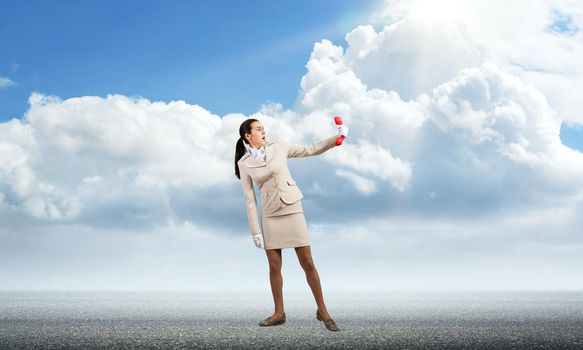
[
  {"xmin": 295, "ymin": 245, "xmax": 331, "ymax": 320},
  {"xmin": 265, "ymin": 248, "xmax": 285, "ymax": 318}
]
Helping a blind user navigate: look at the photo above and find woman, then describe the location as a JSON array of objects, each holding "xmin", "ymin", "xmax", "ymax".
[{"xmin": 234, "ymin": 118, "xmax": 348, "ymax": 332}]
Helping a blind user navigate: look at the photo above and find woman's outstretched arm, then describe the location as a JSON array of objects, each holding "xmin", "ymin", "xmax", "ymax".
[{"xmin": 285, "ymin": 135, "xmax": 338, "ymax": 158}]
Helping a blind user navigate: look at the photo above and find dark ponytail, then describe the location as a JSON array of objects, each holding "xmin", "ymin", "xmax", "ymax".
[{"xmin": 234, "ymin": 118, "xmax": 259, "ymax": 180}]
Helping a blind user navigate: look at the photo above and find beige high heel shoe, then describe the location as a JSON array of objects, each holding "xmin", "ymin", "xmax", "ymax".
[
  {"xmin": 316, "ymin": 309, "xmax": 340, "ymax": 331},
  {"xmin": 258, "ymin": 312, "xmax": 286, "ymax": 326}
]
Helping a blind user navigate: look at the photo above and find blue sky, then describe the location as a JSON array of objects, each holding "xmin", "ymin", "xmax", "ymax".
[
  {"xmin": 1, "ymin": 0, "xmax": 583, "ymax": 292},
  {"xmin": 0, "ymin": 0, "xmax": 377, "ymax": 118},
  {"xmin": 1, "ymin": 0, "xmax": 581, "ymax": 150}
]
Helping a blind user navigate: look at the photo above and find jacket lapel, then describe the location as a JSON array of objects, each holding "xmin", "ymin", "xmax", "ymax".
[{"xmin": 244, "ymin": 140, "xmax": 274, "ymax": 168}]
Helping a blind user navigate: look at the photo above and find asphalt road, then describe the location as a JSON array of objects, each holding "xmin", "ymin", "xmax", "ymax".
[{"xmin": 1, "ymin": 291, "xmax": 582, "ymax": 349}]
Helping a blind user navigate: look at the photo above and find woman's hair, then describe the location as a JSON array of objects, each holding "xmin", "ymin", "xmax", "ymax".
[{"xmin": 234, "ymin": 118, "xmax": 259, "ymax": 180}]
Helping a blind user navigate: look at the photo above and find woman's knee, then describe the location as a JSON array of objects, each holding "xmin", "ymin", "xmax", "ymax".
[
  {"xmin": 301, "ymin": 259, "xmax": 315, "ymax": 272},
  {"xmin": 266, "ymin": 249, "xmax": 282, "ymax": 271},
  {"xmin": 269, "ymin": 261, "xmax": 282, "ymax": 272},
  {"xmin": 267, "ymin": 256, "xmax": 282, "ymax": 271}
]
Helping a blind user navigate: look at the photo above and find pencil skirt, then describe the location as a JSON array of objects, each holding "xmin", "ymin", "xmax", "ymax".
[{"xmin": 261, "ymin": 212, "xmax": 310, "ymax": 249}]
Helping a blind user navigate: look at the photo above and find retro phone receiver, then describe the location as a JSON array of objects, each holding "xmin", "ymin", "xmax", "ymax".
[{"xmin": 334, "ymin": 116, "xmax": 346, "ymax": 146}]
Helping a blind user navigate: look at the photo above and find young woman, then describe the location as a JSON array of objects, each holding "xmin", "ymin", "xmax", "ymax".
[{"xmin": 234, "ymin": 118, "xmax": 348, "ymax": 332}]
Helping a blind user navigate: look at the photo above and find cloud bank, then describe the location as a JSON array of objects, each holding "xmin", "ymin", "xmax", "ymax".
[{"xmin": 1, "ymin": 0, "xmax": 583, "ymax": 290}]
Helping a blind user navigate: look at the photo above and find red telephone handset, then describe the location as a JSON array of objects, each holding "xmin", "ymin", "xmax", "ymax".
[{"xmin": 334, "ymin": 116, "xmax": 345, "ymax": 146}]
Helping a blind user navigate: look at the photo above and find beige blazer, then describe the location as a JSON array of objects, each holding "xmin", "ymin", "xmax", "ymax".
[{"xmin": 238, "ymin": 135, "xmax": 338, "ymax": 235}]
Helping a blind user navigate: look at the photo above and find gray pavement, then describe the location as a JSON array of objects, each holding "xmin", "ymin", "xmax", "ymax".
[{"xmin": 1, "ymin": 291, "xmax": 582, "ymax": 349}]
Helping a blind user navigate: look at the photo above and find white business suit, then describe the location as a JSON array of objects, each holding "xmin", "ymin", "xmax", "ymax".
[{"xmin": 238, "ymin": 135, "xmax": 338, "ymax": 249}]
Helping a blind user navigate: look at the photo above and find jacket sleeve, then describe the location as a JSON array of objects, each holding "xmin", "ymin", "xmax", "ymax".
[
  {"xmin": 239, "ymin": 165, "xmax": 261, "ymax": 235},
  {"xmin": 286, "ymin": 135, "xmax": 338, "ymax": 158}
]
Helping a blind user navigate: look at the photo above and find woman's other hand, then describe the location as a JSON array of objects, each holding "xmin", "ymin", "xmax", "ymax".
[{"xmin": 252, "ymin": 233, "xmax": 264, "ymax": 249}]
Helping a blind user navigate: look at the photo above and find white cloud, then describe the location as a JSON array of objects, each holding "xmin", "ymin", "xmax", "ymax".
[
  {"xmin": 0, "ymin": 77, "xmax": 16, "ymax": 89},
  {"xmin": 326, "ymin": 139, "xmax": 412, "ymax": 191},
  {"xmin": 426, "ymin": 63, "xmax": 561, "ymax": 166},
  {"xmin": 346, "ymin": 20, "xmax": 483, "ymax": 101},
  {"xmin": 0, "ymin": 92, "xmax": 349, "ymax": 226},
  {"xmin": 369, "ymin": 0, "xmax": 583, "ymax": 123},
  {"xmin": 335, "ymin": 169, "xmax": 378, "ymax": 195},
  {"xmin": 2, "ymin": 2, "xmax": 583, "ymax": 226},
  {"xmin": 294, "ymin": 2, "xmax": 583, "ymax": 214}
]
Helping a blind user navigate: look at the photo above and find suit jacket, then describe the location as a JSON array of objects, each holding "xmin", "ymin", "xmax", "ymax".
[{"xmin": 238, "ymin": 135, "xmax": 338, "ymax": 235}]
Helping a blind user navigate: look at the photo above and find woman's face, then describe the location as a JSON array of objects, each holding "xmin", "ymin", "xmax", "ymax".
[{"xmin": 245, "ymin": 121, "xmax": 266, "ymax": 148}]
